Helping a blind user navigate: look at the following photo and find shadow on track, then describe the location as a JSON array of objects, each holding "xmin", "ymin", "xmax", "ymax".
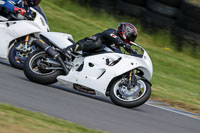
[{"xmin": 49, "ymin": 84, "xmax": 146, "ymax": 112}]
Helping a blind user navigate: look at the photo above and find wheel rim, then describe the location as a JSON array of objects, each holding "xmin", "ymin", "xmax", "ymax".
[
  {"xmin": 29, "ymin": 52, "xmax": 57, "ymax": 75},
  {"xmin": 11, "ymin": 43, "xmax": 36, "ymax": 65},
  {"xmin": 113, "ymin": 79, "xmax": 147, "ymax": 102}
]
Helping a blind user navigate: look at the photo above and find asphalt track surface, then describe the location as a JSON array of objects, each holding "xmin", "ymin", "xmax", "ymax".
[{"xmin": 0, "ymin": 60, "xmax": 200, "ymax": 133}]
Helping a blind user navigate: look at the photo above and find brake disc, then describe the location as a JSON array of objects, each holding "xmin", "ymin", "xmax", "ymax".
[
  {"xmin": 118, "ymin": 83, "xmax": 141, "ymax": 97},
  {"xmin": 17, "ymin": 45, "xmax": 34, "ymax": 60}
]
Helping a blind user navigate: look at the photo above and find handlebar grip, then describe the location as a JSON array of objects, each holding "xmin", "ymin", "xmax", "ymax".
[{"xmin": 68, "ymin": 38, "xmax": 76, "ymax": 45}]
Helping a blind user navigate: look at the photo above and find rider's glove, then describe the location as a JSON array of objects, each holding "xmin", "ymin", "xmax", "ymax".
[
  {"xmin": 123, "ymin": 44, "xmax": 133, "ymax": 53},
  {"xmin": 14, "ymin": 7, "xmax": 26, "ymax": 15}
]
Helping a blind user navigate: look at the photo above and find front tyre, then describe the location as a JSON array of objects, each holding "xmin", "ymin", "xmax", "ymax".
[
  {"xmin": 109, "ymin": 78, "xmax": 151, "ymax": 108},
  {"xmin": 24, "ymin": 51, "xmax": 64, "ymax": 85}
]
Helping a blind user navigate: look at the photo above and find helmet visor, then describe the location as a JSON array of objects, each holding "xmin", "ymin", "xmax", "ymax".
[{"xmin": 128, "ymin": 34, "xmax": 137, "ymax": 42}]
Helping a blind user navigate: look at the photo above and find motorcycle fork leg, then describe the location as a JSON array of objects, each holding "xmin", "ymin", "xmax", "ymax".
[
  {"xmin": 24, "ymin": 35, "xmax": 30, "ymax": 48},
  {"xmin": 128, "ymin": 70, "xmax": 137, "ymax": 89},
  {"xmin": 16, "ymin": 35, "xmax": 30, "ymax": 50}
]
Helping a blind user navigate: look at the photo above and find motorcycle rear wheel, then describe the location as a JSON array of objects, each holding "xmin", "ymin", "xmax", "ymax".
[
  {"xmin": 109, "ymin": 78, "xmax": 151, "ymax": 108},
  {"xmin": 24, "ymin": 51, "xmax": 64, "ymax": 85}
]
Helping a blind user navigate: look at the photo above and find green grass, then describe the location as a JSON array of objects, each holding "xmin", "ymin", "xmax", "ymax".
[
  {"xmin": 40, "ymin": 0, "xmax": 200, "ymax": 113},
  {"xmin": 0, "ymin": 103, "xmax": 106, "ymax": 133},
  {"xmin": 188, "ymin": 0, "xmax": 200, "ymax": 5}
]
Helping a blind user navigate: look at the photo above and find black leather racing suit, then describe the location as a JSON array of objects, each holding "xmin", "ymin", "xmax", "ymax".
[{"xmin": 76, "ymin": 28, "xmax": 129, "ymax": 52}]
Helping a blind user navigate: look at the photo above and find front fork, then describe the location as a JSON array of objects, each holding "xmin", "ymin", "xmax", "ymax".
[
  {"xmin": 16, "ymin": 35, "xmax": 30, "ymax": 50},
  {"xmin": 128, "ymin": 70, "xmax": 137, "ymax": 89},
  {"xmin": 24, "ymin": 35, "xmax": 30, "ymax": 48}
]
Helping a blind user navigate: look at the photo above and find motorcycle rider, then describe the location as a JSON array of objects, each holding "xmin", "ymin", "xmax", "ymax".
[
  {"xmin": 0, "ymin": 0, "xmax": 42, "ymax": 54},
  {"xmin": 0, "ymin": 0, "xmax": 41, "ymax": 18},
  {"xmin": 62, "ymin": 22, "xmax": 138, "ymax": 57}
]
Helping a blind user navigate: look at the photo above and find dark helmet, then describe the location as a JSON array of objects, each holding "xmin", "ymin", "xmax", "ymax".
[
  {"xmin": 26, "ymin": 0, "xmax": 41, "ymax": 7},
  {"xmin": 117, "ymin": 22, "xmax": 138, "ymax": 44}
]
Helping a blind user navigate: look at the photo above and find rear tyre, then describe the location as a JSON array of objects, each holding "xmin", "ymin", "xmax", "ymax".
[
  {"xmin": 181, "ymin": 0, "xmax": 200, "ymax": 21},
  {"xmin": 123, "ymin": 0, "xmax": 145, "ymax": 6},
  {"xmin": 117, "ymin": 0, "xmax": 146, "ymax": 17},
  {"xmin": 156, "ymin": 0, "xmax": 182, "ymax": 7},
  {"xmin": 24, "ymin": 51, "xmax": 64, "ymax": 85},
  {"xmin": 174, "ymin": 26, "xmax": 200, "ymax": 42},
  {"xmin": 143, "ymin": 10, "xmax": 175, "ymax": 28},
  {"xmin": 146, "ymin": 0, "xmax": 179, "ymax": 18},
  {"xmin": 176, "ymin": 13, "xmax": 200, "ymax": 34},
  {"xmin": 109, "ymin": 78, "xmax": 151, "ymax": 108}
]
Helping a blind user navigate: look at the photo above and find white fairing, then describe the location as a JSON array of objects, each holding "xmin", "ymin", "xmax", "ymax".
[
  {"xmin": 0, "ymin": 16, "xmax": 8, "ymax": 21},
  {"xmin": 0, "ymin": 7, "xmax": 49, "ymax": 58},
  {"xmin": 57, "ymin": 47, "xmax": 153, "ymax": 95},
  {"xmin": 39, "ymin": 32, "xmax": 73, "ymax": 49}
]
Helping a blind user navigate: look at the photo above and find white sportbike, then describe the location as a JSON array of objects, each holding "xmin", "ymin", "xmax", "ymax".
[
  {"xmin": 0, "ymin": 6, "xmax": 49, "ymax": 69},
  {"xmin": 24, "ymin": 32, "xmax": 153, "ymax": 108}
]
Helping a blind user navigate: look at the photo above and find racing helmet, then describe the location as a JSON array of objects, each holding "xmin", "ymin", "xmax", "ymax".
[
  {"xmin": 26, "ymin": 0, "xmax": 42, "ymax": 7},
  {"xmin": 117, "ymin": 22, "xmax": 138, "ymax": 44}
]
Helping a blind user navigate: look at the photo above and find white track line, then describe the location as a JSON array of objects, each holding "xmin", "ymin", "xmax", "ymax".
[{"xmin": 146, "ymin": 101, "xmax": 200, "ymax": 120}]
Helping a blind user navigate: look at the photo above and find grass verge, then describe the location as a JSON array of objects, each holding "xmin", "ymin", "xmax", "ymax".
[{"xmin": 0, "ymin": 103, "xmax": 106, "ymax": 133}]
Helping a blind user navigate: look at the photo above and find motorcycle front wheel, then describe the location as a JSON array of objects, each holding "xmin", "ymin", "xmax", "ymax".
[
  {"xmin": 24, "ymin": 51, "xmax": 64, "ymax": 85},
  {"xmin": 8, "ymin": 43, "xmax": 36, "ymax": 70},
  {"xmin": 109, "ymin": 78, "xmax": 151, "ymax": 108}
]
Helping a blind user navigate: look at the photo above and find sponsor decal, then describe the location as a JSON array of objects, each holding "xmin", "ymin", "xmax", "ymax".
[
  {"xmin": 110, "ymin": 33, "xmax": 117, "ymax": 38},
  {"xmin": 123, "ymin": 34, "xmax": 126, "ymax": 39}
]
